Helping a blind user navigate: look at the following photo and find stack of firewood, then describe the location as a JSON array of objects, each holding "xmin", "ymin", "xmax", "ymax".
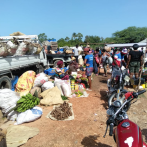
[{"xmin": 50, "ymin": 102, "xmax": 72, "ymax": 120}]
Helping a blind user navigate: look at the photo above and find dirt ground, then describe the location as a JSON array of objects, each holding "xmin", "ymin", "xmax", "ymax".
[{"xmin": 1, "ymin": 69, "xmax": 147, "ymax": 147}]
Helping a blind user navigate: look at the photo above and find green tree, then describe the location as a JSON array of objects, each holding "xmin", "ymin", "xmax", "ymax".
[
  {"xmin": 77, "ymin": 33, "xmax": 83, "ymax": 41},
  {"xmin": 112, "ymin": 26, "xmax": 147, "ymax": 43},
  {"xmin": 104, "ymin": 37, "xmax": 116, "ymax": 43},
  {"xmin": 65, "ymin": 37, "xmax": 70, "ymax": 42},
  {"xmin": 72, "ymin": 32, "xmax": 77, "ymax": 40},
  {"xmin": 84, "ymin": 35, "xmax": 101, "ymax": 43},
  {"xmin": 38, "ymin": 33, "xmax": 47, "ymax": 43}
]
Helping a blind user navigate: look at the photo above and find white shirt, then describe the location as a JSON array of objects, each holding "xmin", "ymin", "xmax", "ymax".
[{"xmin": 73, "ymin": 47, "xmax": 78, "ymax": 56}]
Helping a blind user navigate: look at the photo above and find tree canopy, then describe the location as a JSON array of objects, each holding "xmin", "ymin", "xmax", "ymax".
[
  {"xmin": 112, "ymin": 26, "xmax": 147, "ymax": 43},
  {"xmin": 38, "ymin": 33, "xmax": 47, "ymax": 43},
  {"xmin": 39, "ymin": 26, "xmax": 147, "ymax": 49}
]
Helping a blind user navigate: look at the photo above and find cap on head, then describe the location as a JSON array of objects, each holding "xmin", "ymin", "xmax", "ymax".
[
  {"xmin": 87, "ymin": 45, "xmax": 90, "ymax": 48},
  {"xmin": 133, "ymin": 44, "xmax": 139, "ymax": 50},
  {"xmin": 121, "ymin": 48, "xmax": 127, "ymax": 55},
  {"xmin": 57, "ymin": 60, "xmax": 63, "ymax": 66}
]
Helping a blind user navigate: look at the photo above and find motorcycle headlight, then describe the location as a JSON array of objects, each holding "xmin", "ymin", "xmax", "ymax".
[{"xmin": 107, "ymin": 107, "xmax": 115, "ymax": 116}]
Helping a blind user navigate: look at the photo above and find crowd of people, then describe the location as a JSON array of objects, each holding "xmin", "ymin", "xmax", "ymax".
[{"xmin": 54, "ymin": 44, "xmax": 144, "ymax": 91}]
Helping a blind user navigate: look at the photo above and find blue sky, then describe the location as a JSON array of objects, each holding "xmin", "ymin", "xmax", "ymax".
[{"xmin": 0, "ymin": 0, "xmax": 147, "ymax": 41}]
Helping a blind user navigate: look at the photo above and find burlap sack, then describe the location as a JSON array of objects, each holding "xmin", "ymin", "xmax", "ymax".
[
  {"xmin": 66, "ymin": 50, "xmax": 73, "ymax": 54},
  {"xmin": 30, "ymin": 87, "xmax": 41, "ymax": 98},
  {"xmin": 40, "ymin": 86, "xmax": 63, "ymax": 106},
  {"xmin": 9, "ymin": 32, "xmax": 25, "ymax": 36},
  {"xmin": 104, "ymin": 46, "xmax": 111, "ymax": 52},
  {"xmin": 6, "ymin": 126, "xmax": 39, "ymax": 147}
]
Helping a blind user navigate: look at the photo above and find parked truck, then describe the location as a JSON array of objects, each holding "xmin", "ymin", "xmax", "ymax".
[{"xmin": 0, "ymin": 35, "xmax": 48, "ymax": 89}]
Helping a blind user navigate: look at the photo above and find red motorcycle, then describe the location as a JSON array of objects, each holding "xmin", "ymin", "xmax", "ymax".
[{"xmin": 104, "ymin": 89, "xmax": 147, "ymax": 147}]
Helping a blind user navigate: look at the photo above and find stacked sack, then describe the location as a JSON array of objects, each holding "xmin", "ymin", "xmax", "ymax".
[{"xmin": 0, "ymin": 38, "xmax": 43, "ymax": 57}]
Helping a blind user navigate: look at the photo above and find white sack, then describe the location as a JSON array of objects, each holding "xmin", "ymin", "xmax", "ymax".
[
  {"xmin": 54, "ymin": 82, "xmax": 64, "ymax": 96},
  {"xmin": 55, "ymin": 78, "xmax": 71, "ymax": 97},
  {"xmin": 61, "ymin": 80, "xmax": 71, "ymax": 97},
  {"xmin": 34, "ymin": 72, "xmax": 48, "ymax": 87},
  {"xmin": 15, "ymin": 42, "xmax": 28, "ymax": 56},
  {"xmin": 41, "ymin": 81, "xmax": 54, "ymax": 91},
  {"xmin": 15, "ymin": 106, "xmax": 42, "ymax": 125},
  {"xmin": 0, "ymin": 89, "xmax": 20, "ymax": 114},
  {"xmin": 0, "ymin": 89, "xmax": 20, "ymax": 120}
]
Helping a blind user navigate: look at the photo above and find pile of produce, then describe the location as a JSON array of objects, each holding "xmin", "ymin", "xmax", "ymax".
[
  {"xmin": 50, "ymin": 102, "xmax": 72, "ymax": 120},
  {"xmin": 5, "ymin": 93, "xmax": 40, "ymax": 116},
  {"xmin": 15, "ymin": 93, "xmax": 40, "ymax": 112},
  {"xmin": 74, "ymin": 91, "xmax": 83, "ymax": 97}
]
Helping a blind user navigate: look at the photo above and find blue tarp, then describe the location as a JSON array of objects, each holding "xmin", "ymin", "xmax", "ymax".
[
  {"xmin": 11, "ymin": 76, "xmax": 19, "ymax": 91},
  {"xmin": 44, "ymin": 67, "xmax": 68, "ymax": 76}
]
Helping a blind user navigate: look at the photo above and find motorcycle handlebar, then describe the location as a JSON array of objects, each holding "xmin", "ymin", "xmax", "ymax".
[
  {"xmin": 137, "ymin": 90, "xmax": 146, "ymax": 96},
  {"xmin": 109, "ymin": 123, "xmax": 114, "ymax": 136}
]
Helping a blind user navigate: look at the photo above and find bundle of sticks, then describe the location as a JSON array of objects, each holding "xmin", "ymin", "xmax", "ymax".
[{"xmin": 50, "ymin": 102, "xmax": 72, "ymax": 120}]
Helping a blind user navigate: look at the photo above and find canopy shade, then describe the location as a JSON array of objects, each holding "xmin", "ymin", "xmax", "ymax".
[{"xmin": 106, "ymin": 43, "xmax": 147, "ymax": 47}]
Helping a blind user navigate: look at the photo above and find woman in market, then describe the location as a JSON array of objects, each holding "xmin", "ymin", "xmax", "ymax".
[
  {"xmin": 126, "ymin": 44, "xmax": 143, "ymax": 79},
  {"xmin": 55, "ymin": 60, "xmax": 69, "ymax": 80},
  {"xmin": 100, "ymin": 49, "xmax": 111, "ymax": 77},
  {"xmin": 94, "ymin": 48, "xmax": 100, "ymax": 75},
  {"xmin": 84, "ymin": 48, "xmax": 93, "ymax": 91},
  {"xmin": 68, "ymin": 57, "xmax": 79, "ymax": 72}
]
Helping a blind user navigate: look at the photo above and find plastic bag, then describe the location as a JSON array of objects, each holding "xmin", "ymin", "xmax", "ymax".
[
  {"xmin": 7, "ymin": 110, "xmax": 18, "ymax": 121},
  {"xmin": 15, "ymin": 71, "xmax": 36, "ymax": 96},
  {"xmin": 108, "ymin": 56, "xmax": 113, "ymax": 64},
  {"xmin": 41, "ymin": 81, "xmax": 54, "ymax": 91},
  {"xmin": 15, "ymin": 107, "xmax": 42, "ymax": 125},
  {"xmin": 34, "ymin": 73, "xmax": 48, "ymax": 87}
]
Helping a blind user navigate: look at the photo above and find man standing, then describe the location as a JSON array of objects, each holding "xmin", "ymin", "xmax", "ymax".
[
  {"xmin": 72, "ymin": 45, "xmax": 79, "ymax": 63},
  {"xmin": 84, "ymin": 48, "xmax": 93, "ymax": 91}
]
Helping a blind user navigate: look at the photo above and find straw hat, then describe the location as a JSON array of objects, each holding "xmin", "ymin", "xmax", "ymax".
[{"xmin": 87, "ymin": 45, "xmax": 90, "ymax": 48}]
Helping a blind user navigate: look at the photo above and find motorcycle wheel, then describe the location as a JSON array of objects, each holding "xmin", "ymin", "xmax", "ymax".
[{"xmin": 108, "ymin": 92, "xmax": 131, "ymax": 112}]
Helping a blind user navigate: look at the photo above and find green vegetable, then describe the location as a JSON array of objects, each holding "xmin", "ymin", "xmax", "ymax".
[
  {"xmin": 61, "ymin": 95, "xmax": 68, "ymax": 100},
  {"xmin": 5, "ymin": 93, "xmax": 40, "ymax": 115}
]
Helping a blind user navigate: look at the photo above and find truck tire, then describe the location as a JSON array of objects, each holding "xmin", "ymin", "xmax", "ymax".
[
  {"xmin": 53, "ymin": 60, "xmax": 65, "ymax": 68},
  {"xmin": 0, "ymin": 76, "xmax": 12, "ymax": 89}
]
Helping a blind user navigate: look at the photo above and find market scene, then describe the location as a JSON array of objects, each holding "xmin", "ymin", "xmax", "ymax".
[{"xmin": 1, "ymin": 1, "xmax": 147, "ymax": 147}]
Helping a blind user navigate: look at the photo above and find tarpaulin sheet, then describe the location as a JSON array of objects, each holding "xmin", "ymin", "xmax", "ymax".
[{"xmin": 44, "ymin": 67, "xmax": 68, "ymax": 76}]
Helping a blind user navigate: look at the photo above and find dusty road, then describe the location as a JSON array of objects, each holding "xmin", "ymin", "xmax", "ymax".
[{"xmin": 1, "ymin": 73, "xmax": 147, "ymax": 147}]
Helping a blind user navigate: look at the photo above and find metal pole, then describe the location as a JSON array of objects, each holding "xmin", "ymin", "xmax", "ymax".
[{"xmin": 137, "ymin": 39, "xmax": 147, "ymax": 91}]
